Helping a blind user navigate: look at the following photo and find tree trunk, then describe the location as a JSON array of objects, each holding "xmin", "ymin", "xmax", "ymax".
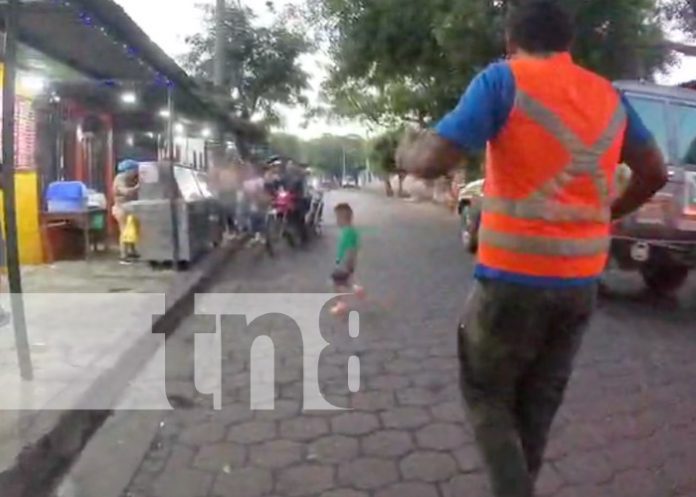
[
  {"xmin": 424, "ymin": 179, "xmax": 435, "ymax": 201},
  {"xmin": 234, "ymin": 134, "xmax": 251, "ymax": 160},
  {"xmin": 397, "ymin": 173, "xmax": 406, "ymax": 197},
  {"xmin": 383, "ymin": 176, "xmax": 394, "ymax": 197},
  {"xmin": 664, "ymin": 40, "xmax": 696, "ymax": 57}
]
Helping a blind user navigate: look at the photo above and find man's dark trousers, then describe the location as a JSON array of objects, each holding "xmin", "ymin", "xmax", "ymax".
[{"xmin": 458, "ymin": 279, "xmax": 597, "ymax": 497}]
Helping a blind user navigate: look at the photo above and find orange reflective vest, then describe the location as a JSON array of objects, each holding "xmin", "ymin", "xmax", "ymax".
[{"xmin": 479, "ymin": 53, "xmax": 626, "ymax": 279}]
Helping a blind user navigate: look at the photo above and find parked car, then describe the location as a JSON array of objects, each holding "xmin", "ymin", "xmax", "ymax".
[
  {"xmin": 342, "ymin": 177, "xmax": 358, "ymax": 188},
  {"xmin": 609, "ymin": 81, "xmax": 696, "ymax": 294},
  {"xmin": 457, "ymin": 179, "xmax": 484, "ymax": 253}
]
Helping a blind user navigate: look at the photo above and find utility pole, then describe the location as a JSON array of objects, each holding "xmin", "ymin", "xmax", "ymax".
[
  {"xmin": 342, "ymin": 146, "xmax": 347, "ymax": 183},
  {"xmin": 214, "ymin": 0, "xmax": 226, "ymax": 90},
  {"xmin": 167, "ymin": 86, "xmax": 181, "ymax": 270},
  {"xmin": 3, "ymin": 0, "xmax": 33, "ymax": 381}
]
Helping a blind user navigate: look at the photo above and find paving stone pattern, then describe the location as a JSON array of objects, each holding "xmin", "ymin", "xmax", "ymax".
[{"xmin": 123, "ymin": 191, "xmax": 696, "ymax": 497}]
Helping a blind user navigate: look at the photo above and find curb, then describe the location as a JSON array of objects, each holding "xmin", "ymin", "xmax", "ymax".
[{"xmin": 0, "ymin": 241, "xmax": 241, "ymax": 497}]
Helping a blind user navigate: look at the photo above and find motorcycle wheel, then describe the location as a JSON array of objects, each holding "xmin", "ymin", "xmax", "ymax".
[
  {"xmin": 265, "ymin": 235, "xmax": 275, "ymax": 257},
  {"xmin": 266, "ymin": 213, "xmax": 283, "ymax": 248},
  {"xmin": 284, "ymin": 219, "xmax": 299, "ymax": 248},
  {"xmin": 264, "ymin": 220, "xmax": 276, "ymax": 257},
  {"xmin": 460, "ymin": 205, "xmax": 478, "ymax": 254}
]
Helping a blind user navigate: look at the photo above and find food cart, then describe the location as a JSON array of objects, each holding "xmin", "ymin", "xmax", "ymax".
[{"xmin": 127, "ymin": 161, "xmax": 221, "ymax": 265}]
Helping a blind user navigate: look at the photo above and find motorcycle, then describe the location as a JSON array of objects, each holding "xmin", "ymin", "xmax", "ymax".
[
  {"xmin": 266, "ymin": 187, "xmax": 303, "ymax": 248},
  {"xmin": 266, "ymin": 186, "xmax": 324, "ymax": 249}
]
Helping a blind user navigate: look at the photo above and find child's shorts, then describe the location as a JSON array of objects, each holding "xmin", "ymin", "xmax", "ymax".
[{"xmin": 331, "ymin": 267, "xmax": 354, "ymax": 287}]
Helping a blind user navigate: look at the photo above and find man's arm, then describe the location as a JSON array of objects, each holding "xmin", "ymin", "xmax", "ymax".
[
  {"xmin": 611, "ymin": 95, "xmax": 668, "ymax": 221},
  {"xmin": 611, "ymin": 141, "xmax": 667, "ymax": 220},
  {"xmin": 400, "ymin": 62, "xmax": 515, "ymax": 179}
]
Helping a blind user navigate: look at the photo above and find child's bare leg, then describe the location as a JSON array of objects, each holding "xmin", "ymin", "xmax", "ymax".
[{"xmin": 331, "ymin": 282, "xmax": 351, "ymax": 315}]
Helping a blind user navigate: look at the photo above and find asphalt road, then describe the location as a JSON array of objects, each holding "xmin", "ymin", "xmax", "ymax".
[{"xmin": 122, "ymin": 189, "xmax": 696, "ymax": 497}]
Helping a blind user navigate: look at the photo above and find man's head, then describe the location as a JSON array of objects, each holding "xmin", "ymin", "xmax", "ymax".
[
  {"xmin": 506, "ymin": 0, "xmax": 574, "ymax": 57},
  {"xmin": 117, "ymin": 159, "xmax": 139, "ymax": 181},
  {"xmin": 334, "ymin": 203, "xmax": 353, "ymax": 227}
]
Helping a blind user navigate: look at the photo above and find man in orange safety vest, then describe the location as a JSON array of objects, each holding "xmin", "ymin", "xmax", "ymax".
[{"xmin": 399, "ymin": 1, "xmax": 668, "ymax": 495}]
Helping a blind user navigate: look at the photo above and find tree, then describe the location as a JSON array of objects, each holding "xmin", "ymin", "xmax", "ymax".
[
  {"xmin": 267, "ymin": 133, "xmax": 368, "ymax": 180},
  {"xmin": 664, "ymin": 0, "xmax": 696, "ymax": 35},
  {"xmin": 310, "ymin": 0, "xmax": 671, "ymax": 126},
  {"xmin": 370, "ymin": 129, "xmax": 403, "ymax": 197},
  {"xmin": 304, "ymin": 135, "xmax": 367, "ymax": 179},
  {"xmin": 662, "ymin": 1, "xmax": 696, "ymax": 60},
  {"xmin": 269, "ymin": 133, "xmax": 305, "ymax": 162},
  {"xmin": 183, "ymin": 2, "xmax": 311, "ymax": 126}
]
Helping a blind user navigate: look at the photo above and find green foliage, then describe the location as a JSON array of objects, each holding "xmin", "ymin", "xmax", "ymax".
[
  {"xmin": 269, "ymin": 133, "xmax": 305, "ymax": 162},
  {"xmin": 268, "ymin": 133, "xmax": 368, "ymax": 178},
  {"xmin": 663, "ymin": 0, "xmax": 696, "ymax": 35},
  {"xmin": 369, "ymin": 129, "xmax": 402, "ymax": 176},
  {"xmin": 310, "ymin": 0, "xmax": 671, "ymax": 125},
  {"xmin": 183, "ymin": 2, "xmax": 311, "ymax": 125},
  {"xmin": 570, "ymin": 0, "xmax": 672, "ymax": 80}
]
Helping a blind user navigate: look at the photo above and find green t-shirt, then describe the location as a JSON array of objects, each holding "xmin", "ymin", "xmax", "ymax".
[{"xmin": 336, "ymin": 226, "xmax": 360, "ymax": 264}]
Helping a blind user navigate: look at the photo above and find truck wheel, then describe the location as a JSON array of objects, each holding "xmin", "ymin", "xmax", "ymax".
[
  {"xmin": 466, "ymin": 230, "xmax": 479, "ymax": 254},
  {"xmin": 460, "ymin": 204, "xmax": 478, "ymax": 253},
  {"xmin": 640, "ymin": 263, "xmax": 690, "ymax": 295},
  {"xmin": 460, "ymin": 206, "xmax": 470, "ymax": 245},
  {"xmin": 468, "ymin": 212, "xmax": 480, "ymax": 254}
]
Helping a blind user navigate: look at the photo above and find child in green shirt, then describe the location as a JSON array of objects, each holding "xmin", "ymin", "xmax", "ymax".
[{"xmin": 331, "ymin": 203, "xmax": 364, "ymax": 315}]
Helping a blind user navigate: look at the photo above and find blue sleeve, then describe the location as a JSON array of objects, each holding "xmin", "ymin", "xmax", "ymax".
[
  {"xmin": 435, "ymin": 62, "xmax": 516, "ymax": 152},
  {"xmin": 620, "ymin": 93, "xmax": 653, "ymax": 147}
]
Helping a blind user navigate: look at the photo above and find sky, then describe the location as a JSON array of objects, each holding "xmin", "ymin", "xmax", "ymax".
[
  {"xmin": 114, "ymin": 0, "xmax": 366, "ymax": 139},
  {"xmin": 114, "ymin": 0, "xmax": 696, "ymax": 138}
]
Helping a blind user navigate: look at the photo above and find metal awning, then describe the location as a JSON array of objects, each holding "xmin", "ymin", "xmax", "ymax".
[
  {"xmin": 0, "ymin": 1, "xmax": 161, "ymax": 82},
  {"xmin": 0, "ymin": 0, "xmax": 263, "ymax": 137}
]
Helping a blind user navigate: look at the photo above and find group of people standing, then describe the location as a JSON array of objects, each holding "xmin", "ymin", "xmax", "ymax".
[
  {"xmin": 110, "ymin": 154, "xmax": 309, "ymax": 263},
  {"xmin": 211, "ymin": 157, "xmax": 308, "ymax": 245},
  {"xmin": 213, "ymin": 160, "xmax": 266, "ymax": 244}
]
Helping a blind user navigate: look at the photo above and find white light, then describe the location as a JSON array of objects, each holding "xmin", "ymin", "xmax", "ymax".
[
  {"xmin": 146, "ymin": 132, "xmax": 155, "ymax": 139},
  {"xmin": 126, "ymin": 134, "xmax": 134, "ymax": 147},
  {"xmin": 121, "ymin": 91, "xmax": 137, "ymax": 104},
  {"xmin": 174, "ymin": 123, "xmax": 185, "ymax": 134},
  {"xmin": 202, "ymin": 128, "xmax": 212, "ymax": 139},
  {"xmin": 159, "ymin": 109, "xmax": 171, "ymax": 118},
  {"xmin": 20, "ymin": 74, "xmax": 46, "ymax": 94}
]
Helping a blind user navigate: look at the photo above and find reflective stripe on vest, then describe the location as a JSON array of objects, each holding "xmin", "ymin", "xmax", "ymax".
[
  {"xmin": 480, "ymin": 90, "xmax": 625, "ymax": 257},
  {"xmin": 479, "ymin": 229, "xmax": 610, "ymax": 257},
  {"xmin": 483, "ymin": 90, "xmax": 626, "ymax": 224}
]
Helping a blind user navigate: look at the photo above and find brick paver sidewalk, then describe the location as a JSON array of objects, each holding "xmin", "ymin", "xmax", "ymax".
[{"xmin": 120, "ymin": 191, "xmax": 696, "ymax": 497}]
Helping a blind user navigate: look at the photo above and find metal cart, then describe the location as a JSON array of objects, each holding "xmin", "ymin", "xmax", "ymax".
[{"xmin": 127, "ymin": 162, "xmax": 221, "ymax": 265}]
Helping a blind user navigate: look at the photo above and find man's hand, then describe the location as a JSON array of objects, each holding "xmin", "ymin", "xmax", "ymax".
[
  {"xmin": 394, "ymin": 128, "xmax": 421, "ymax": 174},
  {"xmin": 397, "ymin": 129, "xmax": 464, "ymax": 180}
]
